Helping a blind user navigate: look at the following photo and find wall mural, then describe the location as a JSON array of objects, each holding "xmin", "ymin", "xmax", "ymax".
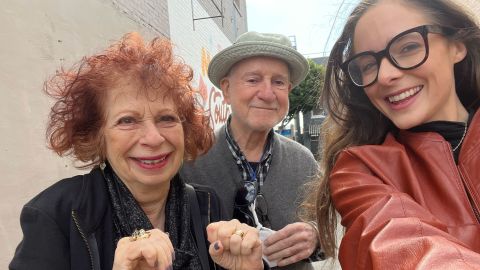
[{"xmin": 197, "ymin": 46, "xmax": 230, "ymax": 130}]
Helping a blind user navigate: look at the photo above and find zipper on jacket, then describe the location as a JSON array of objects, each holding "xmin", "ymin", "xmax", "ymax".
[
  {"xmin": 72, "ymin": 210, "xmax": 95, "ymax": 270},
  {"xmin": 458, "ymin": 170, "xmax": 480, "ymax": 223},
  {"xmin": 206, "ymin": 191, "xmax": 218, "ymax": 270},
  {"xmin": 448, "ymin": 142, "xmax": 480, "ymax": 224},
  {"xmin": 207, "ymin": 192, "xmax": 211, "ymax": 224}
]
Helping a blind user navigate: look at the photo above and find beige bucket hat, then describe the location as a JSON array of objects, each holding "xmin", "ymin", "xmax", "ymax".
[{"xmin": 208, "ymin": 31, "xmax": 309, "ymax": 89}]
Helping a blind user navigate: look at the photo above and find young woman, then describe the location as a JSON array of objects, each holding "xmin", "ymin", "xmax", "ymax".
[
  {"xmin": 10, "ymin": 33, "xmax": 263, "ymax": 270},
  {"xmin": 311, "ymin": 0, "xmax": 480, "ymax": 269}
]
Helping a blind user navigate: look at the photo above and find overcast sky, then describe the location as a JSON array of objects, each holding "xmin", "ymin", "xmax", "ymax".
[{"xmin": 245, "ymin": 0, "xmax": 358, "ymax": 58}]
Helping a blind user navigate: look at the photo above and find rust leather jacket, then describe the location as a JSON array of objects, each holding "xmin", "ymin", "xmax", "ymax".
[{"xmin": 331, "ymin": 110, "xmax": 480, "ymax": 269}]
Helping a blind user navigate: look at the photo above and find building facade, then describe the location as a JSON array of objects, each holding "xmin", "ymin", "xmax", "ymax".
[{"xmin": 0, "ymin": 1, "xmax": 247, "ymax": 267}]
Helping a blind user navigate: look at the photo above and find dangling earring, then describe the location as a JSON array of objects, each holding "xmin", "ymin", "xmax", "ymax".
[{"xmin": 98, "ymin": 135, "xmax": 107, "ymax": 171}]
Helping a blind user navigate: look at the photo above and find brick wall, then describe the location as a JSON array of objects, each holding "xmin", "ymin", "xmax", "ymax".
[
  {"xmin": 111, "ymin": 0, "xmax": 249, "ymax": 43},
  {"xmin": 112, "ymin": 0, "xmax": 170, "ymax": 37},
  {"xmin": 195, "ymin": 0, "xmax": 248, "ymax": 42},
  {"xmin": 168, "ymin": 0, "xmax": 241, "ymax": 130}
]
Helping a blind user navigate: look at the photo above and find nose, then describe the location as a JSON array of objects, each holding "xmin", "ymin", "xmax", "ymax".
[
  {"xmin": 139, "ymin": 121, "xmax": 165, "ymax": 146},
  {"xmin": 256, "ymin": 81, "xmax": 276, "ymax": 102},
  {"xmin": 376, "ymin": 57, "xmax": 403, "ymax": 86}
]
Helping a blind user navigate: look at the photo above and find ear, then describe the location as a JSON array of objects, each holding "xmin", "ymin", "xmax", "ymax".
[
  {"xmin": 451, "ymin": 40, "xmax": 467, "ymax": 64},
  {"xmin": 220, "ymin": 78, "xmax": 232, "ymax": 104},
  {"xmin": 287, "ymin": 82, "xmax": 293, "ymax": 93}
]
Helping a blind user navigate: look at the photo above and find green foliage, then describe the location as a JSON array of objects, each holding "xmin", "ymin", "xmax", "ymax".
[{"xmin": 281, "ymin": 59, "xmax": 325, "ymax": 127}]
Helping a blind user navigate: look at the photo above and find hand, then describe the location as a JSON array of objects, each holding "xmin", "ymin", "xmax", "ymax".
[
  {"xmin": 263, "ymin": 222, "xmax": 318, "ymax": 267},
  {"xmin": 113, "ymin": 229, "xmax": 174, "ymax": 270},
  {"xmin": 207, "ymin": 219, "xmax": 264, "ymax": 270}
]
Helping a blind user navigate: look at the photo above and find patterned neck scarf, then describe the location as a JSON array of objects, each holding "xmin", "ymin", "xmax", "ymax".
[
  {"xmin": 224, "ymin": 116, "xmax": 274, "ymax": 188},
  {"xmin": 102, "ymin": 163, "xmax": 202, "ymax": 269}
]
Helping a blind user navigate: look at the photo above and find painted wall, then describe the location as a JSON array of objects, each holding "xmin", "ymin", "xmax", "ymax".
[
  {"xmin": 168, "ymin": 0, "xmax": 233, "ymax": 130},
  {"xmin": 0, "ymin": 0, "xmax": 245, "ymax": 268},
  {"xmin": 0, "ymin": 1, "xmax": 160, "ymax": 267}
]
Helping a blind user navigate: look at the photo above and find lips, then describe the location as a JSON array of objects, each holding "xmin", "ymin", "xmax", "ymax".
[
  {"xmin": 132, "ymin": 154, "xmax": 169, "ymax": 169},
  {"xmin": 251, "ymin": 106, "xmax": 276, "ymax": 110},
  {"xmin": 139, "ymin": 158, "xmax": 164, "ymax": 165},
  {"xmin": 386, "ymin": 86, "xmax": 422, "ymax": 104}
]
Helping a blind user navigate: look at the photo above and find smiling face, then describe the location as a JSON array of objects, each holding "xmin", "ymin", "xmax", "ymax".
[
  {"xmin": 103, "ymin": 78, "xmax": 184, "ymax": 193},
  {"xmin": 354, "ymin": 0, "xmax": 468, "ymax": 129},
  {"xmin": 220, "ymin": 56, "xmax": 292, "ymax": 133}
]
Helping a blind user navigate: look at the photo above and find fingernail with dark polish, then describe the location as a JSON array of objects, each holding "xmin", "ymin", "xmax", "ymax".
[{"xmin": 214, "ymin": 241, "xmax": 220, "ymax": 250}]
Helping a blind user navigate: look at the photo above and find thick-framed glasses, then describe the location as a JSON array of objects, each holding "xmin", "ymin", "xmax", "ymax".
[
  {"xmin": 233, "ymin": 181, "xmax": 270, "ymax": 228},
  {"xmin": 341, "ymin": 25, "xmax": 455, "ymax": 87}
]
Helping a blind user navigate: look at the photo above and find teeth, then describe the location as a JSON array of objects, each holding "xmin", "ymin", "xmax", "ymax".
[
  {"xmin": 388, "ymin": 86, "xmax": 421, "ymax": 103},
  {"xmin": 139, "ymin": 156, "xmax": 166, "ymax": 165}
]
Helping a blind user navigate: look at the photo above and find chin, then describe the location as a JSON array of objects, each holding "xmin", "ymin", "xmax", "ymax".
[
  {"xmin": 392, "ymin": 119, "xmax": 421, "ymax": 130},
  {"xmin": 142, "ymin": 175, "xmax": 174, "ymax": 186},
  {"xmin": 260, "ymin": 120, "xmax": 279, "ymax": 129},
  {"xmin": 135, "ymin": 167, "xmax": 178, "ymax": 185},
  {"xmin": 252, "ymin": 125, "xmax": 275, "ymax": 133}
]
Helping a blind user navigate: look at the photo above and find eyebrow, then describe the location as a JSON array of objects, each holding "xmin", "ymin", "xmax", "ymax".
[
  {"xmin": 109, "ymin": 107, "xmax": 178, "ymax": 119},
  {"xmin": 242, "ymin": 71, "xmax": 262, "ymax": 77},
  {"xmin": 241, "ymin": 71, "xmax": 289, "ymax": 79}
]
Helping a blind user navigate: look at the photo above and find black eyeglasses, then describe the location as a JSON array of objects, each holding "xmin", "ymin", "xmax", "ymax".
[
  {"xmin": 254, "ymin": 192, "xmax": 271, "ymax": 228},
  {"xmin": 341, "ymin": 25, "xmax": 455, "ymax": 87},
  {"xmin": 233, "ymin": 181, "xmax": 271, "ymax": 228}
]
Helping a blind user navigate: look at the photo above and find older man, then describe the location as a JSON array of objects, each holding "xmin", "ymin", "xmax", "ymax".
[{"xmin": 180, "ymin": 32, "xmax": 321, "ymax": 269}]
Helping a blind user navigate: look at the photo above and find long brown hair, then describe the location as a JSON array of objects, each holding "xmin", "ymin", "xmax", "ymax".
[{"xmin": 311, "ymin": 0, "xmax": 480, "ymax": 258}]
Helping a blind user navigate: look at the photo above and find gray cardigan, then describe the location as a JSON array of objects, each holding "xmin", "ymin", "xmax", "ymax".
[{"xmin": 180, "ymin": 125, "xmax": 318, "ymax": 231}]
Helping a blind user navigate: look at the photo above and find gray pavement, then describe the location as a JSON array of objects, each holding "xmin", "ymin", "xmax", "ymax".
[{"xmin": 312, "ymin": 259, "xmax": 341, "ymax": 270}]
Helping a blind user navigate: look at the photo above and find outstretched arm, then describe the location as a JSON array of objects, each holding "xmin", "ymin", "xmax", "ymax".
[{"xmin": 332, "ymin": 150, "xmax": 480, "ymax": 270}]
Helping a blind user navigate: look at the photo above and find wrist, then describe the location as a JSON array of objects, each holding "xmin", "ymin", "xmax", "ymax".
[
  {"xmin": 306, "ymin": 221, "xmax": 320, "ymax": 249},
  {"xmin": 306, "ymin": 221, "xmax": 325, "ymax": 261}
]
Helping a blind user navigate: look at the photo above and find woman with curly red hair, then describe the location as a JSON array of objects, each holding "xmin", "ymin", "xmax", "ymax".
[{"xmin": 10, "ymin": 33, "xmax": 264, "ymax": 270}]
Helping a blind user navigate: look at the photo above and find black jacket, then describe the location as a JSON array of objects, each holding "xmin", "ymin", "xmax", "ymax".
[{"xmin": 9, "ymin": 168, "xmax": 222, "ymax": 270}]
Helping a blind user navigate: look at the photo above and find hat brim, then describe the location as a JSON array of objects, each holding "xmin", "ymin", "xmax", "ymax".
[{"xmin": 208, "ymin": 41, "xmax": 309, "ymax": 89}]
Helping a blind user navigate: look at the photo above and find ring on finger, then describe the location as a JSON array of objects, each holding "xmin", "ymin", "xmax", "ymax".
[
  {"xmin": 233, "ymin": 229, "xmax": 245, "ymax": 239},
  {"xmin": 130, "ymin": 229, "xmax": 151, "ymax": 241}
]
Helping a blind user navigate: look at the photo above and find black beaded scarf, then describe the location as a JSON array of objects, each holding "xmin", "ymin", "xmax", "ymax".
[{"xmin": 102, "ymin": 163, "xmax": 202, "ymax": 269}]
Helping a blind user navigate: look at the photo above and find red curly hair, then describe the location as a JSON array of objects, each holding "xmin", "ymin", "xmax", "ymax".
[{"xmin": 45, "ymin": 32, "xmax": 213, "ymax": 168}]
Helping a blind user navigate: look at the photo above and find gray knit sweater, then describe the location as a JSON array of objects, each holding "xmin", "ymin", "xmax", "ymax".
[{"xmin": 180, "ymin": 125, "xmax": 318, "ymax": 270}]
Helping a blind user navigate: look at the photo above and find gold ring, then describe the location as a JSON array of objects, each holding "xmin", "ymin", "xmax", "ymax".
[
  {"xmin": 233, "ymin": 229, "xmax": 245, "ymax": 239},
  {"xmin": 130, "ymin": 229, "xmax": 151, "ymax": 241}
]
